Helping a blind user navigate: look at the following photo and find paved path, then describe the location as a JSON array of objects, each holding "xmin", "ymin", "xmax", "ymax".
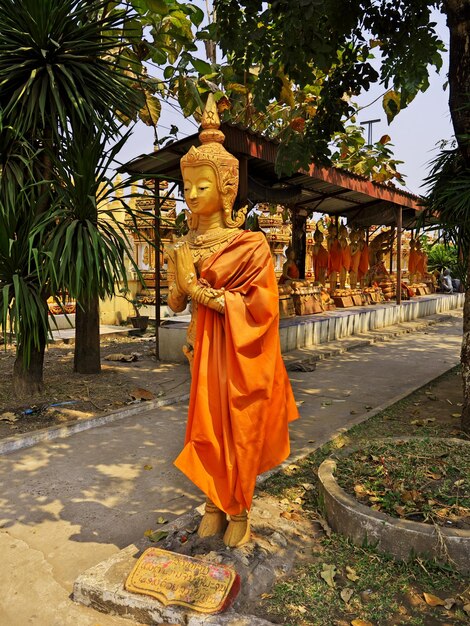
[{"xmin": 0, "ymin": 312, "xmax": 463, "ymax": 626}]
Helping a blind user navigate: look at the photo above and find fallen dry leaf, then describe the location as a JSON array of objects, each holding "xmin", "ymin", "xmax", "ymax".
[
  {"xmin": 280, "ymin": 510, "xmax": 302, "ymax": 521},
  {"xmin": 463, "ymin": 603, "xmax": 470, "ymax": 616},
  {"xmin": 345, "ymin": 565, "xmax": 360, "ymax": 582},
  {"xmin": 129, "ymin": 387, "xmax": 155, "ymax": 401},
  {"xmin": 451, "ymin": 412, "xmax": 461, "ymax": 418},
  {"xmin": 423, "ymin": 592, "xmax": 446, "ymax": 607},
  {"xmin": 351, "ymin": 619, "xmax": 374, "ymax": 626},
  {"xmin": 145, "ymin": 530, "xmax": 168, "ymax": 543},
  {"xmin": 354, "ymin": 484, "xmax": 368, "ymax": 497},
  {"xmin": 444, "ymin": 597, "xmax": 456, "ymax": 610},
  {"xmin": 302, "ymin": 482, "xmax": 315, "ymax": 491},
  {"xmin": 341, "ymin": 588, "xmax": 354, "ymax": 604},
  {"xmin": 425, "ymin": 471, "xmax": 442, "ymax": 480},
  {"xmin": 260, "ymin": 593, "xmax": 273, "ymax": 600},
  {"xmin": 105, "ymin": 353, "xmax": 138, "ymax": 362},
  {"xmin": 156, "ymin": 516, "xmax": 168, "ymax": 525},
  {"xmin": 0, "ymin": 411, "xmax": 18, "ymax": 422},
  {"xmin": 454, "ymin": 479, "xmax": 465, "ymax": 487},
  {"xmin": 312, "ymin": 513, "xmax": 332, "ymax": 537},
  {"xmin": 401, "ymin": 489, "xmax": 421, "ymax": 503},
  {"xmin": 320, "ymin": 563, "xmax": 337, "ymax": 588}
]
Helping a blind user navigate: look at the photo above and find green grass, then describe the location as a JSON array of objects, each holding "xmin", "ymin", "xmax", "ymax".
[
  {"xmin": 264, "ymin": 536, "xmax": 468, "ymax": 626},
  {"xmin": 258, "ymin": 366, "xmax": 470, "ymax": 625}
]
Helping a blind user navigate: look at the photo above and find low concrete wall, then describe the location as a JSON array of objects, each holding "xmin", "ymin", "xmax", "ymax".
[
  {"xmin": 318, "ymin": 439, "xmax": 470, "ymax": 573},
  {"xmin": 49, "ymin": 313, "xmax": 76, "ymax": 331},
  {"xmin": 159, "ymin": 293, "xmax": 464, "ymax": 363}
]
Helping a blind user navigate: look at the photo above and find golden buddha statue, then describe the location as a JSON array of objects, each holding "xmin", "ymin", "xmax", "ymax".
[
  {"xmin": 349, "ymin": 228, "xmax": 361, "ymax": 288},
  {"xmin": 327, "ymin": 223, "xmax": 341, "ymax": 291},
  {"xmin": 168, "ymin": 94, "xmax": 298, "ymax": 548},
  {"xmin": 338, "ymin": 224, "xmax": 351, "ymax": 289},
  {"xmin": 312, "ymin": 225, "xmax": 328, "ymax": 285}
]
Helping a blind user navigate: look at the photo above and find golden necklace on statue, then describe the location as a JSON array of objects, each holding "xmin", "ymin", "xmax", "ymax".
[{"xmin": 186, "ymin": 227, "xmax": 239, "ymax": 269}]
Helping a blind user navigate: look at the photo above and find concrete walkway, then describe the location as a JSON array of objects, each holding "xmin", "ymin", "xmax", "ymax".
[{"xmin": 0, "ymin": 312, "xmax": 463, "ymax": 626}]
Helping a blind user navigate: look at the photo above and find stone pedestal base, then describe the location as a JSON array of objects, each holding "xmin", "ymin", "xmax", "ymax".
[{"xmin": 73, "ymin": 497, "xmax": 319, "ymax": 626}]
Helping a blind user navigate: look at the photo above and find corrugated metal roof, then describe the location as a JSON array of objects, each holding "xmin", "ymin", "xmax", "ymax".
[{"xmin": 119, "ymin": 123, "xmax": 422, "ymax": 226}]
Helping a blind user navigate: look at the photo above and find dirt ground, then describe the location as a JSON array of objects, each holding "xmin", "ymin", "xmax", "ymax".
[{"xmin": 0, "ymin": 330, "xmax": 190, "ymax": 440}]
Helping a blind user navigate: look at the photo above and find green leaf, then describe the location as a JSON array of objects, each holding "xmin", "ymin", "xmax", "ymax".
[
  {"xmin": 190, "ymin": 58, "xmax": 212, "ymax": 75},
  {"xmin": 163, "ymin": 65, "xmax": 175, "ymax": 79},
  {"xmin": 139, "ymin": 93, "xmax": 161, "ymax": 126},
  {"xmin": 178, "ymin": 75, "xmax": 203, "ymax": 117},
  {"xmin": 382, "ymin": 90, "xmax": 401, "ymax": 124},
  {"xmin": 146, "ymin": 0, "xmax": 169, "ymax": 14}
]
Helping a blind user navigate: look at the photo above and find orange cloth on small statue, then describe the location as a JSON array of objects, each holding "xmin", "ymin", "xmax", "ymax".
[
  {"xmin": 328, "ymin": 239, "xmax": 342, "ymax": 273},
  {"xmin": 350, "ymin": 248, "xmax": 361, "ymax": 274},
  {"xmin": 415, "ymin": 251, "xmax": 427, "ymax": 276},
  {"xmin": 341, "ymin": 243, "xmax": 352, "ymax": 272},
  {"xmin": 286, "ymin": 261, "xmax": 300, "ymax": 279},
  {"xmin": 358, "ymin": 243, "xmax": 369, "ymax": 278},
  {"xmin": 313, "ymin": 245, "xmax": 329, "ymax": 279},
  {"xmin": 174, "ymin": 231, "xmax": 299, "ymax": 516},
  {"xmin": 408, "ymin": 249, "xmax": 418, "ymax": 275}
]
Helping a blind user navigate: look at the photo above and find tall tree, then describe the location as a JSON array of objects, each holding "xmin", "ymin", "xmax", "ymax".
[
  {"xmin": 213, "ymin": 0, "xmax": 470, "ymax": 433},
  {"xmin": 0, "ymin": 0, "xmax": 203, "ymax": 384}
]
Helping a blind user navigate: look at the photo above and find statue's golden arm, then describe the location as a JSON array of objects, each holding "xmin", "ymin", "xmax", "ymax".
[
  {"xmin": 169, "ymin": 241, "xmax": 225, "ymax": 314},
  {"xmin": 191, "ymin": 282, "xmax": 225, "ymax": 314}
]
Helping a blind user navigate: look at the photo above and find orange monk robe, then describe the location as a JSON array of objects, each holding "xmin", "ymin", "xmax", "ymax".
[
  {"xmin": 174, "ymin": 231, "xmax": 299, "ymax": 516},
  {"xmin": 415, "ymin": 251, "xmax": 427, "ymax": 276},
  {"xmin": 279, "ymin": 260, "xmax": 300, "ymax": 284},
  {"xmin": 287, "ymin": 262, "xmax": 300, "ymax": 279},
  {"xmin": 313, "ymin": 245, "xmax": 329, "ymax": 279},
  {"xmin": 408, "ymin": 249, "xmax": 419, "ymax": 275},
  {"xmin": 328, "ymin": 239, "xmax": 343, "ymax": 273},
  {"xmin": 358, "ymin": 244, "xmax": 369, "ymax": 279},
  {"xmin": 341, "ymin": 243, "xmax": 352, "ymax": 272},
  {"xmin": 350, "ymin": 248, "xmax": 361, "ymax": 274}
]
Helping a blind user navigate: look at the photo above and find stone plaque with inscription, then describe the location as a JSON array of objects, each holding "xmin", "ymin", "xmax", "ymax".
[{"xmin": 125, "ymin": 547, "xmax": 240, "ymax": 614}]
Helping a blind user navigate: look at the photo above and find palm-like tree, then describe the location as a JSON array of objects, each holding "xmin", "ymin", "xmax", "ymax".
[
  {"xmin": 423, "ymin": 146, "xmax": 470, "ymax": 433},
  {"xmin": 35, "ymin": 126, "xmax": 141, "ymax": 374},
  {"xmin": 0, "ymin": 0, "xmax": 145, "ymax": 390}
]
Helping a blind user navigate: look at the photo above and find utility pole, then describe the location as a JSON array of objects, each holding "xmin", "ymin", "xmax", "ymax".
[
  {"xmin": 205, "ymin": 0, "xmax": 216, "ymax": 63},
  {"xmin": 360, "ymin": 118, "xmax": 381, "ymax": 145}
]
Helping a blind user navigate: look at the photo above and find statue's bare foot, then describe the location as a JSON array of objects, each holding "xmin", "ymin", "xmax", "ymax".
[
  {"xmin": 223, "ymin": 510, "xmax": 250, "ymax": 547},
  {"xmin": 197, "ymin": 499, "xmax": 228, "ymax": 538}
]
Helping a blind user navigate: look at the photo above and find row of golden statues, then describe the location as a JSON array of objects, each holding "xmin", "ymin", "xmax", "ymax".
[{"xmin": 279, "ymin": 220, "xmax": 429, "ymax": 290}]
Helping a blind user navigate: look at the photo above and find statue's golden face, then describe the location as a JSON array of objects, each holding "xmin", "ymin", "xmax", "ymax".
[{"xmin": 183, "ymin": 164, "xmax": 222, "ymax": 217}]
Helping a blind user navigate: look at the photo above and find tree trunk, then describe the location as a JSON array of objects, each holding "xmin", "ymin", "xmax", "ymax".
[
  {"xmin": 13, "ymin": 337, "xmax": 46, "ymax": 397},
  {"xmin": 74, "ymin": 295, "xmax": 101, "ymax": 374},
  {"xmin": 461, "ymin": 252, "xmax": 470, "ymax": 433},
  {"xmin": 444, "ymin": 1, "xmax": 470, "ymax": 433}
]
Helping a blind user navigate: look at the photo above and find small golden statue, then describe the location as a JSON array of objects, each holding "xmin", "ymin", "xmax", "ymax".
[{"xmin": 168, "ymin": 94, "xmax": 298, "ymax": 548}]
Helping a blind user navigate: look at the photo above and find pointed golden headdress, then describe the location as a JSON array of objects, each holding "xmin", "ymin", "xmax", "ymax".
[{"xmin": 180, "ymin": 94, "xmax": 239, "ymax": 216}]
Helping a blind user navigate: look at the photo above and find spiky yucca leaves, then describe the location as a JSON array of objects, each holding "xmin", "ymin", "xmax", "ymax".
[
  {"xmin": 0, "ymin": 122, "xmax": 52, "ymax": 390},
  {"xmin": 0, "ymin": 0, "xmax": 144, "ymax": 137},
  {"xmin": 35, "ymin": 126, "xmax": 138, "ymax": 303},
  {"xmin": 32, "ymin": 124, "xmax": 142, "ymax": 373}
]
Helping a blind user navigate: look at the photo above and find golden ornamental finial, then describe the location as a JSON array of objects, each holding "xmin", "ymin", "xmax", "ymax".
[
  {"xmin": 200, "ymin": 93, "xmax": 225, "ymax": 145},
  {"xmin": 201, "ymin": 93, "xmax": 220, "ymax": 130}
]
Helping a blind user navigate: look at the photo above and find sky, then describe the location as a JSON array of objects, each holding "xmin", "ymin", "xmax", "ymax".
[{"xmin": 117, "ymin": 4, "xmax": 454, "ymax": 198}]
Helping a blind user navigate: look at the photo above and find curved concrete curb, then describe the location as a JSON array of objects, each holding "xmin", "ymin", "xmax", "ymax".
[
  {"xmin": 318, "ymin": 438, "xmax": 470, "ymax": 573},
  {"xmin": 0, "ymin": 392, "xmax": 190, "ymax": 456}
]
